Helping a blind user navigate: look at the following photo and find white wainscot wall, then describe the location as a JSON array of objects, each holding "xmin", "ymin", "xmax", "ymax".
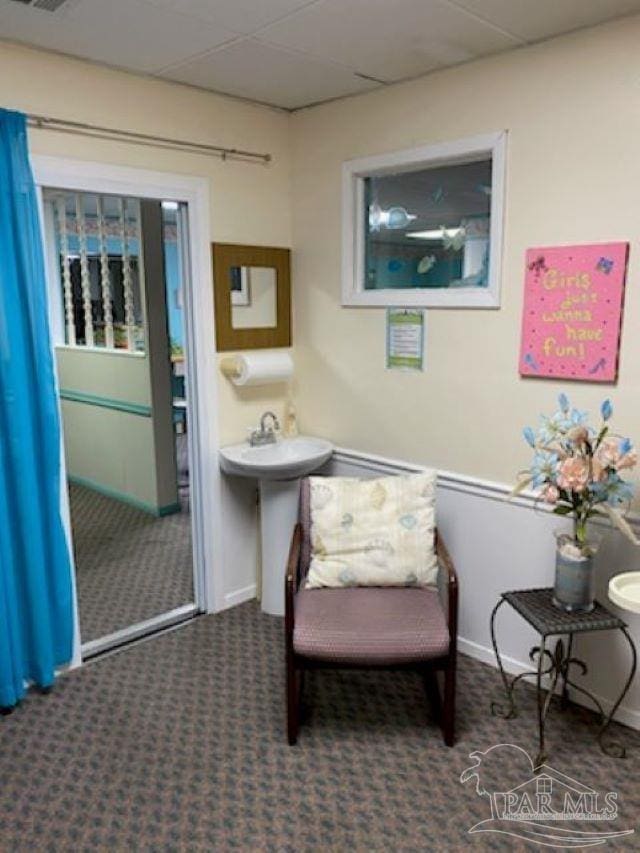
[{"xmin": 324, "ymin": 448, "xmax": 640, "ymax": 732}]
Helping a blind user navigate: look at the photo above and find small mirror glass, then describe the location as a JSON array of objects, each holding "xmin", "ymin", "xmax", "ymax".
[{"xmin": 230, "ymin": 266, "xmax": 277, "ymax": 330}]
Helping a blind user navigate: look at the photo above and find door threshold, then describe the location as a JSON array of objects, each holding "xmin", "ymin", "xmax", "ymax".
[{"xmin": 81, "ymin": 603, "xmax": 200, "ymax": 660}]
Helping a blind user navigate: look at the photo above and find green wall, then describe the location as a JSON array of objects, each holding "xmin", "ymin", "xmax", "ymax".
[{"xmin": 56, "ymin": 347, "xmax": 176, "ymax": 514}]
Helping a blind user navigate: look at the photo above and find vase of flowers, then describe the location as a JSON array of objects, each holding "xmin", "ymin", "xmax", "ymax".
[
  {"xmin": 552, "ymin": 529, "xmax": 602, "ymax": 612},
  {"xmin": 517, "ymin": 394, "xmax": 638, "ymax": 613}
]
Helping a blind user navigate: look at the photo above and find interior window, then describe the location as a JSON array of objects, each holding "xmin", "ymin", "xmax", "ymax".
[{"xmin": 364, "ymin": 159, "xmax": 492, "ymax": 292}]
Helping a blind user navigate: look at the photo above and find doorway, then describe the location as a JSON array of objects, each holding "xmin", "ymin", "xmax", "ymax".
[{"xmin": 34, "ymin": 158, "xmax": 223, "ymax": 663}]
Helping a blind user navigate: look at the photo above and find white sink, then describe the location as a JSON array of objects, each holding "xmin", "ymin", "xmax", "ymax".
[
  {"xmin": 219, "ymin": 435, "xmax": 333, "ymax": 481},
  {"xmin": 609, "ymin": 572, "xmax": 640, "ymax": 614}
]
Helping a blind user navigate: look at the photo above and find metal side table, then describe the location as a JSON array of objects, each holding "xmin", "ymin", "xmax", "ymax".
[{"xmin": 490, "ymin": 587, "xmax": 637, "ymax": 767}]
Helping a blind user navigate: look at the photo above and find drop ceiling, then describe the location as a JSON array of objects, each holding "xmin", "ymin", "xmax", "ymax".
[{"xmin": 1, "ymin": 0, "xmax": 639, "ymax": 110}]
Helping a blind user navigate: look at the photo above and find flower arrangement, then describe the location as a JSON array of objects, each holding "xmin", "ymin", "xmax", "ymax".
[{"xmin": 516, "ymin": 394, "xmax": 638, "ymax": 549}]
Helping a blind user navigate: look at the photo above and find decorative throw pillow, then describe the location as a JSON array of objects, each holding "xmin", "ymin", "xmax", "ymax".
[{"xmin": 305, "ymin": 472, "xmax": 437, "ymax": 589}]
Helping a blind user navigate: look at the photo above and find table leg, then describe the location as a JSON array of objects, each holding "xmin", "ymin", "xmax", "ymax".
[
  {"xmin": 534, "ymin": 635, "xmax": 548, "ymax": 768},
  {"xmin": 597, "ymin": 627, "xmax": 637, "ymax": 759},
  {"xmin": 491, "ymin": 599, "xmax": 555, "ymax": 721},
  {"xmin": 560, "ymin": 634, "xmax": 572, "ymax": 710},
  {"xmin": 490, "ymin": 598, "xmax": 518, "ymax": 719}
]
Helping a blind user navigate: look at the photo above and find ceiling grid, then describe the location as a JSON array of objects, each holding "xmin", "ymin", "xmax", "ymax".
[{"xmin": 1, "ymin": 0, "xmax": 639, "ymax": 109}]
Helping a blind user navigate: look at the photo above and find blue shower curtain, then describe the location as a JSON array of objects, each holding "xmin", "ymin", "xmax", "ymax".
[{"xmin": 0, "ymin": 109, "xmax": 74, "ymax": 709}]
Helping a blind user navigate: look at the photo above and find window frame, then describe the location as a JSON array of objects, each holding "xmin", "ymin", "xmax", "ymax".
[{"xmin": 341, "ymin": 131, "xmax": 507, "ymax": 309}]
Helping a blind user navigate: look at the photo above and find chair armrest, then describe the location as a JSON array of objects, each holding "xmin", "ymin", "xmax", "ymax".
[
  {"xmin": 435, "ymin": 529, "xmax": 458, "ymax": 643},
  {"xmin": 285, "ymin": 524, "xmax": 302, "ymax": 640}
]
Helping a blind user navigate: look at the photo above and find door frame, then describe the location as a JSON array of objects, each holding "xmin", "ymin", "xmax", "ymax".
[{"xmin": 33, "ymin": 155, "xmax": 224, "ymax": 667}]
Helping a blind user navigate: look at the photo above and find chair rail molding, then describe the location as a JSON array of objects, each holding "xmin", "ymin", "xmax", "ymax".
[
  {"xmin": 331, "ymin": 446, "xmax": 640, "ymax": 528},
  {"xmin": 327, "ymin": 446, "xmax": 640, "ymax": 731}
]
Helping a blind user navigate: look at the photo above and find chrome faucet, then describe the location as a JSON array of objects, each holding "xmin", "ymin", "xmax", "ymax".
[{"xmin": 249, "ymin": 411, "xmax": 280, "ymax": 446}]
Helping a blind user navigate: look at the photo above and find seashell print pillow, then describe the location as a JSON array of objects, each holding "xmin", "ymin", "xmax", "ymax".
[{"xmin": 305, "ymin": 472, "xmax": 437, "ymax": 589}]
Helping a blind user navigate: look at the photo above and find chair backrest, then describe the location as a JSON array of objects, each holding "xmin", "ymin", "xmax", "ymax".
[{"xmin": 298, "ymin": 477, "xmax": 312, "ymax": 581}]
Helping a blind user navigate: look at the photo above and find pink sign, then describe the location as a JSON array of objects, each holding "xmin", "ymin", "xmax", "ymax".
[{"xmin": 519, "ymin": 242, "xmax": 629, "ymax": 383}]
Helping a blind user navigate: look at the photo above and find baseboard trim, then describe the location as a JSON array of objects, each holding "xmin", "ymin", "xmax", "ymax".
[
  {"xmin": 224, "ymin": 584, "xmax": 257, "ymax": 609},
  {"xmin": 458, "ymin": 635, "xmax": 640, "ymax": 731},
  {"xmin": 68, "ymin": 475, "xmax": 179, "ymax": 517}
]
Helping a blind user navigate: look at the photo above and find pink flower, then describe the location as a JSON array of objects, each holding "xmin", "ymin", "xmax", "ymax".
[
  {"xmin": 595, "ymin": 437, "xmax": 620, "ymax": 468},
  {"xmin": 618, "ymin": 449, "xmax": 638, "ymax": 471},
  {"xmin": 595, "ymin": 437, "xmax": 637, "ymax": 471},
  {"xmin": 557, "ymin": 456, "xmax": 590, "ymax": 492},
  {"xmin": 567, "ymin": 425, "xmax": 589, "ymax": 444},
  {"xmin": 591, "ymin": 458, "xmax": 608, "ymax": 483},
  {"xmin": 542, "ymin": 484, "xmax": 559, "ymax": 504}
]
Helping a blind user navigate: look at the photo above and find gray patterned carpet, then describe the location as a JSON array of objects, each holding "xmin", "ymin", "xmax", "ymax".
[
  {"xmin": 1, "ymin": 601, "xmax": 638, "ymax": 851},
  {"xmin": 71, "ymin": 470, "xmax": 193, "ymax": 642}
]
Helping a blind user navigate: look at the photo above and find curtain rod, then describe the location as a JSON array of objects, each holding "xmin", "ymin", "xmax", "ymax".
[{"xmin": 26, "ymin": 114, "xmax": 272, "ymax": 165}]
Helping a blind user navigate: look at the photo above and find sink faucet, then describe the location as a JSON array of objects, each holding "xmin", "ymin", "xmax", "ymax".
[{"xmin": 249, "ymin": 411, "xmax": 281, "ymax": 446}]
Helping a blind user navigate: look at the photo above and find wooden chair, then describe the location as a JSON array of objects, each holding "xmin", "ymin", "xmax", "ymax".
[{"xmin": 285, "ymin": 478, "xmax": 458, "ymax": 746}]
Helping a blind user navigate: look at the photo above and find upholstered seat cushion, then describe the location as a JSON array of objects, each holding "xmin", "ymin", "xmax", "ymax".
[{"xmin": 293, "ymin": 586, "xmax": 449, "ymax": 665}]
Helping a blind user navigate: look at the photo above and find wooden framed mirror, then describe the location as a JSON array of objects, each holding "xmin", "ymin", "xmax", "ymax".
[{"xmin": 212, "ymin": 243, "xmax": 291, "ymax": 351}]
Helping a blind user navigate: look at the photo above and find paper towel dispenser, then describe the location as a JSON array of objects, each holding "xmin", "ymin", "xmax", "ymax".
[{"xmin": 212, "ymin": 242, "xmax": 291, "ymax": 352}]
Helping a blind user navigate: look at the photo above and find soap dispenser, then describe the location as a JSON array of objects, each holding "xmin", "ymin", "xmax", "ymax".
[{"xmin": 283, "ymin": 399, "xmax": 299, "ymax": 438}]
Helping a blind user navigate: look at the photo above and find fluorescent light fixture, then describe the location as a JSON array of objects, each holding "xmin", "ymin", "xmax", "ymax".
[
  {"xmin": 406, "ymin": 227, "xmax": 464, "ymax": 240},
  {"xmin": 369, "ymin": 202, "xmax": 417, "ymax": 231},
  {"xmin": 161, "ymin": 201, "xmax": 179, "ymax": 211}
]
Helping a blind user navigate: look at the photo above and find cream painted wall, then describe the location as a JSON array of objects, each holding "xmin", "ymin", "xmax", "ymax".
[
  {"xmin": 60, "ymin": 400, "xmax": 160, "ymax": 509},
  {"xmin": 290, "ymin": 16, "xmax": 640, "ymax": 490},
  {"xmin": 56, "ymin": 347, "xmax": 150, "ymax": 405},
  {"xmin": 0, "ymin": 40, "xmax": 293, "ymax": 446}
]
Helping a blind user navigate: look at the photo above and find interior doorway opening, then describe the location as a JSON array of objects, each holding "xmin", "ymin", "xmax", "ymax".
[{"xmin": 42, "ymin": 187, "xmax": 202, "ymax": 657}]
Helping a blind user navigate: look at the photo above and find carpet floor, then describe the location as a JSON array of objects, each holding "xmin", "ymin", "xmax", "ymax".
[
  {"xmin": 1, "ymin": 601, "xmax": 638, "ymax": 851},
  {"xmin": 70, "ymin": 472, "xmax": 193, "ymax": 642}
]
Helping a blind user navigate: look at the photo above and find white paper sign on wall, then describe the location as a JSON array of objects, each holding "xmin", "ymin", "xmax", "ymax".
[{"xmin": 386, "ymin": 308, "xmax": 425, "ymax": 371}]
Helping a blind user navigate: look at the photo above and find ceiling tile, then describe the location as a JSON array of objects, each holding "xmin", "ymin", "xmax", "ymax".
[
  {"xmin": 0, "ymin": 0, "xmax": 240, "ymax": 73},
  {"xmin": 160, "ymin": 38, "xmax": 378, "ymax": 108},
  {"xmin": 141, "ymin": 0, "xmax": 319, "ymax": 34},
  {"xmin": 257, "ymin": 0, "xmax": 522, "ymax": 83},
  {"xmin": 2, "ymin": 0, "xmax": 639, "ymax": 110},
  {"xmin": 447, "ymin": 0, "xmax": 640, "ymax": 42}
]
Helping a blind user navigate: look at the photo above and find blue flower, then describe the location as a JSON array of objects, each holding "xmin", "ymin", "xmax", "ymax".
[
  {"xmin": 601, "ymin": 399, "xmax": 613, "ymax": 421},
  {"xmin": 592, "ymin": 471, "xmax": 635, "ymax": 505},
  {"xmin": 606, "ymin": 476, "xmax": 634, "ymax": 506},
  {"xmin": 569, "ymin": 408, "xmax": 588, "ymax": 427},
  {"xmin": 530, "ymin": 451, "xmax": 559, "ymax": 488},
  {"xmin": 619, "ymin": 437, "xmax": 632, "ymax": 456},
  {"xmin": 523, "ymin": 427, "xmax": 536, "ymax": 448},
  {"xmin": 539, "ymin": 411, "xmax": 571, "ymax": 444},
  {"xmin": 558, "ymin": 393, "xmax": 570, "ymax": 413}
]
